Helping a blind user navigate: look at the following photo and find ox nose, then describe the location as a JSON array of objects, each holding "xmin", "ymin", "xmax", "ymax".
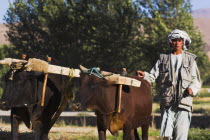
[
  {"xmin": 71, "ymin": 102, "xmax": 82, "ymax": 111},
  {"xmin": 76, "ymin": 103, "xmax": 81, "ymax": 108}
]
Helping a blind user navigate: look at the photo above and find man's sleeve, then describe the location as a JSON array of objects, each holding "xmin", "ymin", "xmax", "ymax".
[
  {"xmin": 143, "ymin": 59, "xmax": 160, "ymax": 84},
  {"xmin": 189, "ymin": 61, "xmax": 202, "ymax": 96}
]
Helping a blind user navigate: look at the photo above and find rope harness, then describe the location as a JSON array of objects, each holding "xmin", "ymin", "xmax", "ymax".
[
  {"xmin": 84, "ymin": 67, "xmax": 104, "ymax": 78},
  {"xmin": 49, "ymin": 68, "xmax": 75, "ymax": 128}
]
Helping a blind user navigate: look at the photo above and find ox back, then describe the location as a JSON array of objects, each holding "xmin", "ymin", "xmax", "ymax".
[
  {"xmin": 73, "ymin": 73, "xmax": 152, "ymax": 140},
  {"xmin": 0, "ymin": 53, "xmax": 72, "ymax": 140}
]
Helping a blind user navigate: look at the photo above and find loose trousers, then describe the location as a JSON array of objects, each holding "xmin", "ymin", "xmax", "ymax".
[{"xmin": 160, "ymin": 106, "xmax": 192, "ymax": 140}]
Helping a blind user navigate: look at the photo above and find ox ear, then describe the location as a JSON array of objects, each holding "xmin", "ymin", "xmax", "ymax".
[
  {"xmin": 79, "ymin": 65, "xmax": 100, "ymax": 71},
  {"xmin": 79, "ymin": 65, "xmax": 88, "ymax": 72}
]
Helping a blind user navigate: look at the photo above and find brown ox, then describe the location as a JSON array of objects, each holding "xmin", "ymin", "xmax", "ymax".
[{"xmin": 72, "ymin": 67, "xmax": 152, "ymax": 140}]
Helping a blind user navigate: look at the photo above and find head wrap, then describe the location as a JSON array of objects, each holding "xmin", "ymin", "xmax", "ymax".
[{"xmin": 167, "ymin": 29, "xmax": 191, "ymax": 50}]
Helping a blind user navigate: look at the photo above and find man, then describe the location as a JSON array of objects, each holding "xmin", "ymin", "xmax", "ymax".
[{"xmin": 137, "ymin": 29, "xmax": 201, "ymax": 140}]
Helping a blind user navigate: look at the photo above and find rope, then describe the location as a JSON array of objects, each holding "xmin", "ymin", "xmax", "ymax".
[
  {"xmin": 85, "ymin": 67, "xmax": 104, "ymax": 78},
  {"xmin": 50, "ymin": 68, "xmax": 75, "ymax": 128},
  {"xmin": 64, "ymin": 68, "xmax": 75, "ymax": 100},
  {"xmin": 69, "ymin": 68, "xmax": 74, "ymax": 81}
]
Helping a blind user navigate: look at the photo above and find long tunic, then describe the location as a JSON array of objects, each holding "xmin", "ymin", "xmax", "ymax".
[{"xmin": 143, "ymin": 51, "xmax": 201, "ymax": 111}]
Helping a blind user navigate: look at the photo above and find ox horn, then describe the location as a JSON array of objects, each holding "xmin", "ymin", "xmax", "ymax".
[
  {"xmin": 79, "ymin": 65, "xmax": 101, "ymax": 72},
  {"xmin": 79, "ymin": 65, "xmax": 113, "ymax": 76},
  {"xmin": 0, "ymin": 58, "xmax": 27, "ymax": 66},
  {"xmin": 79, "ymin": 65, "xmax": 88, "ymax": 72}
]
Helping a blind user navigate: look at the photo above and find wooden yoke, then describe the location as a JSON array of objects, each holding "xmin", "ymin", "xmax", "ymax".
[
  {"xmin": 41, "ymin": 57, "xmax": 51, "ymax": 106},
  {"xmin": 117, "ymin": 84, "xmax": 123, "ymax": 113},
  {"xmin": 117, "ymin": 68, "xmax": 127, "ymax": 113}
]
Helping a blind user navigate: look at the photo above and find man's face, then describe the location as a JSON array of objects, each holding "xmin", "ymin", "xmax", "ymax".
[{"xmin": 171, "ymin": 38, "xmax": 184, "ymax": 52}]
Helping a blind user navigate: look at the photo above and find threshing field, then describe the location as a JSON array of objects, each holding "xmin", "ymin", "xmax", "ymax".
[
  {"xmin": 0, "ymin": 123, "xmax": 161, "ymax": 140},
  {"xmin": 0, "ymin": 89, "xmax": 210, "ymax": 140}
]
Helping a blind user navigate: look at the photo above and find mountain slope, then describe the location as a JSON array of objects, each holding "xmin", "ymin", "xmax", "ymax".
[
  {"xmin": 0, "ymin": 24, "xmax": 8, "ymax": 45},
  {"xmin": 192, "ymin": 8, "xmax": 210, "ymax": 51}
]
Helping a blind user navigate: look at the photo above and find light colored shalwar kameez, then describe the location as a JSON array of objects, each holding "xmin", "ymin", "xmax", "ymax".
[{"xmin": 144, "ymin": 51, "xmax": 201, "ymax": 140}]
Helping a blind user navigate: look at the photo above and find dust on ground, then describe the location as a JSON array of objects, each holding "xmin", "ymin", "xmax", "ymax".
[
  {"xmin": 0, "ymin": 123, "xmax": 159, "ymax": 140},
  {"xmin": 0, "ymin": 123, "xmax": 111, "ymax": 140}
]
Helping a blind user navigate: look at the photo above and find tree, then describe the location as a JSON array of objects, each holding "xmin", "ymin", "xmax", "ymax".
[
  {"xmin": 4, "ymin": 0, "xmax": 210, "ymax": 85},
  {"xmin": 135, "ymin": 0, "xmax": 210, "ymax": 81},
  {"xmin": 133, "ymin": 0, "xmax": 210, "ymax": 100},
  {"xmin": 0, "ymin": 44, "xmax": 15, "ymax": 96},
  {"xmin": 5, "ymin": 0, "xmax": 142, "ymax": 71}
]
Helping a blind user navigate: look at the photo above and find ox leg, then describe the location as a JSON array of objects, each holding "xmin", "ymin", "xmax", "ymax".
[
  {"xmin": 32, "ymin": 119, "xmax": 50, "ymax": 140},
  {"xmin": 141, "ymin": 124, "xmax": 149, "ymax": 140},
  {"xmin": 33, "ymin": 121, "xmax": 44, "ymax": 140},
  {"xmin": 11, "ymin": 112, "xmax": 21, "ymax": 140},
  {"xmin": 98, "ymin": 130, "xmax": 106, "ymax": 140},
  {"xmin": 134, "ymin": 128, "xmax": 140, "ymax": 140},
  {"xmin": 40, "ymin": 125, "xmax": 51, "ymax": 140},
  {"xmin": 123, "ymin": 127, "xmax": 135, "ymax": 140},
  {"xmin": 40, "ymin": 132, "xmax": 49, "ymax": 140},
  {"xmin": 97, "ymin": 115, "xmax": 107, "ymax": 140}
]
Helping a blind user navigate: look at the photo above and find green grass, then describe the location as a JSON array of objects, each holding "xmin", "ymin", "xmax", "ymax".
[
  {"xmin": 193, "ymin": 101, "xmax": 210, "ymax": 104},
  {"xmin": 197, "ymin": 92, "xmax": 210, "ymax": 97},
  {"xmin": 201, "ymin": 85, "xmax": 210, "ymax": 88},
  {"xmin": 77, "ymin": 112, "xmax": 92, "ymax": 116},
  {"xmin": 188, "ymin": 128, "xmax": 210, "ymax": 140},
  {"xmin": 1, "ymin": 125, "xmax": 210, "ymax": 140},
  {"xmin": 54, "ymin": 120, "xmax": 68, "ymax": 127},
  {"xmin": 61, "ymin": 134, "xmax": 98, "ymax": 140},
  {"xmin": 152, "ymin": 102, "xmax": 161, "ymax": 113},
  {"xmin": 72, "ymin": 128, "xmax": 160, "ymax": 140},
  {"xmin": 68, "ymin": 128, "xmax": 210, "ymax": 140}
]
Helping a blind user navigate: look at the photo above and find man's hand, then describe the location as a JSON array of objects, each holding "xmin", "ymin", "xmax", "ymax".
[
  {"xmin": 187, "ymin": 88, "xmax": 193, "ymax": 96},
  {"xmin": 136, "ymin": 70, "xmax": 145, "ymax": 77}
]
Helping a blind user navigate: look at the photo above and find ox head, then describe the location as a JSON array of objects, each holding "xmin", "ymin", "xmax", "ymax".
[
  {"xmin": 72, "ymin": 65, "xmax": 117, "ymax": 113},
  {"xmin": 0, "ymin": 69, "xmax": 40, "ymax": 110},
  {"xmin": 0, "ymin": 53, "xmax": 65, "ymax": 111}
]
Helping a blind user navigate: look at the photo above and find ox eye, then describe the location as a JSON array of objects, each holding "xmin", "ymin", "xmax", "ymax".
[
  {"xmin": 15, "ymin": 79, "xmax": 23, "ymax": 84},
  {"xmin": 90, "ymin": 84, "xmax": 96, "ymax": 89}
]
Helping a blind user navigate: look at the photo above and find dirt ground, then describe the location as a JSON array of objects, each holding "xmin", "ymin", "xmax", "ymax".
[
  {"xmin": 0, "ymin": 123, "xmax": 98, "ymax": 140},
  {"xmin": 0, "ymin": 123, "xmax": 159, "ymax": 140}
]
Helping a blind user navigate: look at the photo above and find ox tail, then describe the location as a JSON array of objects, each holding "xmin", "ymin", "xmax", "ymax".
[{"xmin": 134, "ymin": 128, "xmax": 140, "ymax": 140}]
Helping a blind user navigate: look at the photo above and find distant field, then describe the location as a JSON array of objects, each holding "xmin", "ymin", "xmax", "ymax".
[{"xmin": 193, "ymin": 89, "xmax": 210, "ymax": 114}]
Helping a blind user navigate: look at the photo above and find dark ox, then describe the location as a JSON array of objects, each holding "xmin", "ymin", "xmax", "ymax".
[
  {"xmin": 0, "ymin": 55, "xmax": 72, "ymax": 140},
  {"xmin": 73, "ymin": 70, "xmax": 152, "ymax": 140}
]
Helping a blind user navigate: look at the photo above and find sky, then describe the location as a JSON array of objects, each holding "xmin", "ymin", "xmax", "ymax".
[{"xmin": 0, "ymin": 0, "xmax": 210, "ymax": 23}]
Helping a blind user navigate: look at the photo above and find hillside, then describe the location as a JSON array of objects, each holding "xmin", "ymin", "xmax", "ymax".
[
  {"xmin": 194, "ymin": 18, "xmax": 210, "ymax": 51},
  {"xmin": 0, "ymin": 24, "xmax": 9, "ymax": 45},
  {"xmin": 192, "ymin": 8, "xmax": 210, "ymax": 19},
  {"xmin": 192, "ymin": 8, "xmax": 210, "ymax": 52}
]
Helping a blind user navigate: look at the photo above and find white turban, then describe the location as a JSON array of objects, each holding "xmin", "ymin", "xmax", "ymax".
[{"xmin": 167, "ymin": 29, "xmax": 191, "ymax": 50}]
